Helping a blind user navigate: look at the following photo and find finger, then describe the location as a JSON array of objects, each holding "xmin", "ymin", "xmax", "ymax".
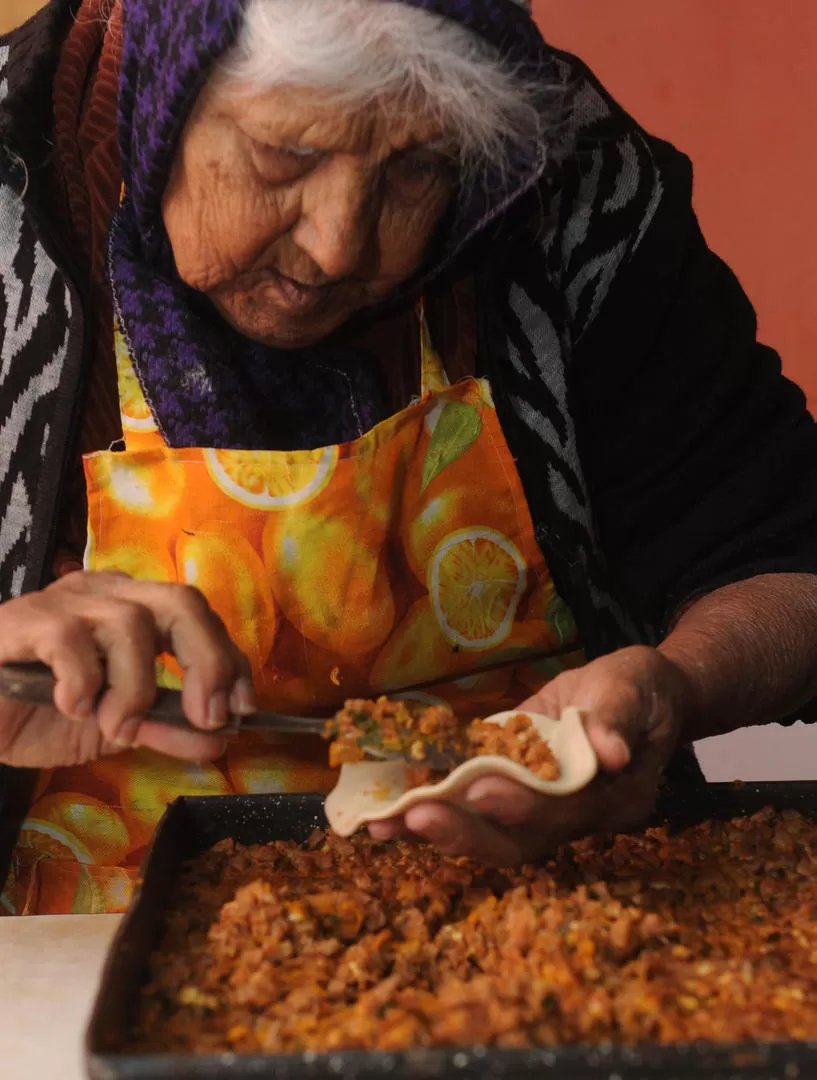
[
  {"xmin": 518, "ymin": 674, "xmax": 633, "ymax": 771},
  {"xmin": 228, "ymin": 675, "xmax": 258, "ymax": 717},
  {"xmin": 367, "ymin": 817, "xmax": 409, "ymax": 841},
  {"xmin": 584, "ymin": 714, "xmax": 633, "ymax": 773},
  {"xmin": 521, "ymin": 692, "xmax": 632, "ymax": 774},
  {"xmin": 402, "ymin": 801, "xmax": 524, "ymax": 864},
  {"xmin": 89, "ymin": 598, "xmax": 159, "ymax": 748},
  {"xmin": 521, "ymin": 651, "xmax": 659, "ymax": 775},
  {"xmin": 111, "ymin": 580, "xmax": 249, "ymax": 730},
  {"xmin": 517, "ymin": 681, "xmax": 568, "ymax": 721},
  {"xmin": 576, "ymin": 681, "xmax": 650, "ymax": 774},
  {"xmin": 134, "ymin": 720, "xmax": 227, "ymax": 762},
  {"xmin": 40, "ymin": 622, "xmax": 105, "ymax": 722},
  {"xmin": 463, "ymin": 775, "xmax": 543, "ymax": 826},
  {"xmin": 54, "ymin": 573, "xmax": 256, "ymax": 724},
  {"xmin": 215, "ymin": 636, "xmax": 255, "ymax": 714},
  {"xmin": 0, "ymin": 601, "xmax": 105, "ymax": 721}
]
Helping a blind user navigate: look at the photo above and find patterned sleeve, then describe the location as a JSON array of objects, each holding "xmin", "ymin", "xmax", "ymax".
[{"xmin": 0, "ymin": 156, "xmax": 82, "ymax": 603}]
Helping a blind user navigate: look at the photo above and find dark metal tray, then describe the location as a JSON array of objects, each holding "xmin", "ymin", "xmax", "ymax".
[{"xmin": 86, "ymin": 784, "xmax": 817, "ymax": 1080}]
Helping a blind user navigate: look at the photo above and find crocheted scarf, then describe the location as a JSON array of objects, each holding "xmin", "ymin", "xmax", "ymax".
[{"xmin": 109, "ymin": 0, "xmax": 552, "ymax": 449}]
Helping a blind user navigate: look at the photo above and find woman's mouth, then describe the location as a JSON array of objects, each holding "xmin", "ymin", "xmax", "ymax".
[{"xmin": 264, "ymin": 269, "xmax": 329, "ymax": 313}]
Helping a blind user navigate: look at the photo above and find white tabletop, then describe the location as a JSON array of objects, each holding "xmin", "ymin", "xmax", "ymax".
[{"xmin": 0, "ymin": 914, "xmax": 122, "ymax": 1080}]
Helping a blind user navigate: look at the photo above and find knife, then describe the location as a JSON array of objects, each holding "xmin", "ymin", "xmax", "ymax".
[{"xmin": 0, "ymin": 661, "xmax": 464, "ymax": 768}]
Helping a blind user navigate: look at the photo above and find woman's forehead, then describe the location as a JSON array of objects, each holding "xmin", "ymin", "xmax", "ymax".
[{"xmin": 207, "ymin": 82, "xmax": 452, "ymax": 154}]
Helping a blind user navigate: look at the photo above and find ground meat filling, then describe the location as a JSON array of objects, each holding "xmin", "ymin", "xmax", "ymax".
[
  {"xmin": 325, "ymin": 698, "xmax": 466, "ymax": 768},
  {"xmin": 134, "ymin": 808, "xmax": 817, "ymax": 1053},
  {"xmin": 326, "ymin": 699, "xmax": 561, "ymax": 782},
  {"xmin": 468, "ymin": 713, "xmax": 560, "ymax": 780}
]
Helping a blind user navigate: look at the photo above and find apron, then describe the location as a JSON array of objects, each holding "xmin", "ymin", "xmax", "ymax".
[{"xmin": 1, "ymin": 309, "xmax": 585, "ymax": 915}]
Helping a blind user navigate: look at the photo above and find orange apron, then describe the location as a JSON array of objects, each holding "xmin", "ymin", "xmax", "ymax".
[{"xmin": 1, "ymin": 311, "xmax": 584, "ymax": 915}]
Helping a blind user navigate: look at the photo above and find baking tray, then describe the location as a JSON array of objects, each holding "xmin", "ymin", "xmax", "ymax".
[{"xmin": 86, "ymin": 784, "xmax": 817, "ymax": 1080}]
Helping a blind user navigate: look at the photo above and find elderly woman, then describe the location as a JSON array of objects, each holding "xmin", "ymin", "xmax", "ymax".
[{"xmin": 0, "ymin": 0, "xmax": 816, "ymax": 914}]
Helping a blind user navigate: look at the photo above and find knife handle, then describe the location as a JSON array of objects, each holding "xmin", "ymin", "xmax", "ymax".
[
  {"xmin": 0, "ymin": 662, "xmax": 64, "ymax": 707},
  {"xmin": 0, "ymin": 661, "xmax": 242, "ymax": 735}
]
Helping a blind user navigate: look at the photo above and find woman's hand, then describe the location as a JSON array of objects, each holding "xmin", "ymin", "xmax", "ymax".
[
  {"xmin": 369, "ymin": 646, "xmax": 691, "ymax": 864},
  {"xmin": 369, "ymin": 573, "xmax": 817, "ymax": 864},
  {"xmin": 0, "ymin": 571, "xmax": 257, "ymax": 768}
]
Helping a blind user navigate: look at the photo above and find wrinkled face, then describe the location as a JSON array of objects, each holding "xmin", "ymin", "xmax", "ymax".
[{"xmin": 162, "ymin": 82, "xmax": 458, "ymax": 348}]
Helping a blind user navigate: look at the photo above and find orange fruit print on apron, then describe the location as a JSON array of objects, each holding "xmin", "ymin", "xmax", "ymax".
[{"xmin": 1, "ymin": 311, "xmax": 584, "ymax": 915}]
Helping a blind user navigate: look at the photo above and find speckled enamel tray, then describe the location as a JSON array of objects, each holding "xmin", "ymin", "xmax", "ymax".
[
  {"xmin": 87, "ymin": 786, "xmax": 817, "ymax": 1079},
  {"xmin": 324, "ymin": 707, "xmax": 598, "ymax": 837}
]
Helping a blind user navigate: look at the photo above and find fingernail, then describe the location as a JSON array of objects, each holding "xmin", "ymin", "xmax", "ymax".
[
  {"xmin": 114, "ymin": 716, "xmax": 142, "ymax": 748},
  {"xmin": 208, "ymin": 689, "xmax": 228, "ymax": 730},
  {"xmin": 466, "ymin": 791, "xmax": 492, "ymax": 812},
  {"xmin": 228, "ymin": 678, "xmax": 257, "ymax": 717}
]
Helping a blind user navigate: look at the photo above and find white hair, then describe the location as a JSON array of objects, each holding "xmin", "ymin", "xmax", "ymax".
[{"xmin": 219, "ymin": 0, "xmax": 552, "ymax": 194}]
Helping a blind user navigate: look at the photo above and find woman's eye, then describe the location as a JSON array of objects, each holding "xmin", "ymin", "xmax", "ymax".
[
  {"xmin": 250, "ymin": 143, "xmax": 323, "ymax": 182},
  {"xmin": 386, "ymin": 152, "xmax": 456, "ymax": 201}
]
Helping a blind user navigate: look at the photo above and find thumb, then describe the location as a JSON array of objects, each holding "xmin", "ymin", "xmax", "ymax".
[
  {"xmin": 583, "ymin": 706, "xmax": 638, "ymax": 773},
  {"xmin": 520, "ymin": 656, "xmax": 653, "ymax": 775},
  {"xmin": 581, "ymin": 672, "xmax": 660, "ymax": 774}
]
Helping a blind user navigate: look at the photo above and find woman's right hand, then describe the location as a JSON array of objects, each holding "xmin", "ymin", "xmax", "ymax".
[{"xmin": 0, "ymin": 571, "xmax": 257, "ymax": 768}]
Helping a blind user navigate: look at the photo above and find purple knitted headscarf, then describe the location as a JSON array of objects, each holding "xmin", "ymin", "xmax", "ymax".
[{"xmin": 109, "ymin": 0, "xmax": 552, "ymax": 450}]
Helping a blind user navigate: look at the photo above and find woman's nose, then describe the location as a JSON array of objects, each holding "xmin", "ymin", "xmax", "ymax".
[{"xmin": 293, "ymin": 162, "xmax": 378, "ymax": 280}]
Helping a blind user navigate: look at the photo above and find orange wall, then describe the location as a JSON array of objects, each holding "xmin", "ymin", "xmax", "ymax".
[
  {"xmin": 535, "ymin": 1, "xmax": 817, "ymax": 413},
  {"xmin": 0, "ymin": 1, "xmax": 45, "ymax": 35}
]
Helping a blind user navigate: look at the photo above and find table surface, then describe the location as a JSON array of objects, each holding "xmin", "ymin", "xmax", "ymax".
[{"xmin": 0, "ymin": 914, "xmax": 122, "ymax": 1080}]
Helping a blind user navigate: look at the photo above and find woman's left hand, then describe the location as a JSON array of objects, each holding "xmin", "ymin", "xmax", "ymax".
[{"xmin": 368, "ymin": 646, "xmax": 692, "ymax": 864}]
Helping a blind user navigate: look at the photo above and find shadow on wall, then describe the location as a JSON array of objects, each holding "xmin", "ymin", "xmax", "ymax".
[{"xmin": 536, "ymin": 0, "xmax": 817, "ymax": 780}]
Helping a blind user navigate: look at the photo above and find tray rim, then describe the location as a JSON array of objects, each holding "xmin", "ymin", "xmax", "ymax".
[
  {"xmin": 87, "ymin": 1042, "xmax": 817, "ymax": 1080},
  {"xmin": 86, "ymin": 783, "xmax": 817, "ymax": 1080}
]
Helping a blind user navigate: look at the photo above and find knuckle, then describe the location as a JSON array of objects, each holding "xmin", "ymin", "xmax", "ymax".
[
  {"xmin": 617, "ymin": 682, "xmax": 645, "ymax": 716},
  {"xmin": 42, "ymin": 573, "xmax": 78, "ymax": 596},
  {"xmin": 40, "ymin": 614, "xmax": 89, "ymax": 656},
  {"xmin": 91, "ymin": 569, "xmax": 132, "ymax": 585},
  {"xmin": 114, "ymin": 601, "xmax": 155, "ymax": 642},
  {"xmin": 48, "ymin": 569, "xmax": 124, "ymax": 594},
  {"xmin": 171, "ymin": 583, "xmax": 212, "ymax": 619},
  {"xmin": 195, "ymin": 647, "xmax": 235, "ymax": 686}
]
